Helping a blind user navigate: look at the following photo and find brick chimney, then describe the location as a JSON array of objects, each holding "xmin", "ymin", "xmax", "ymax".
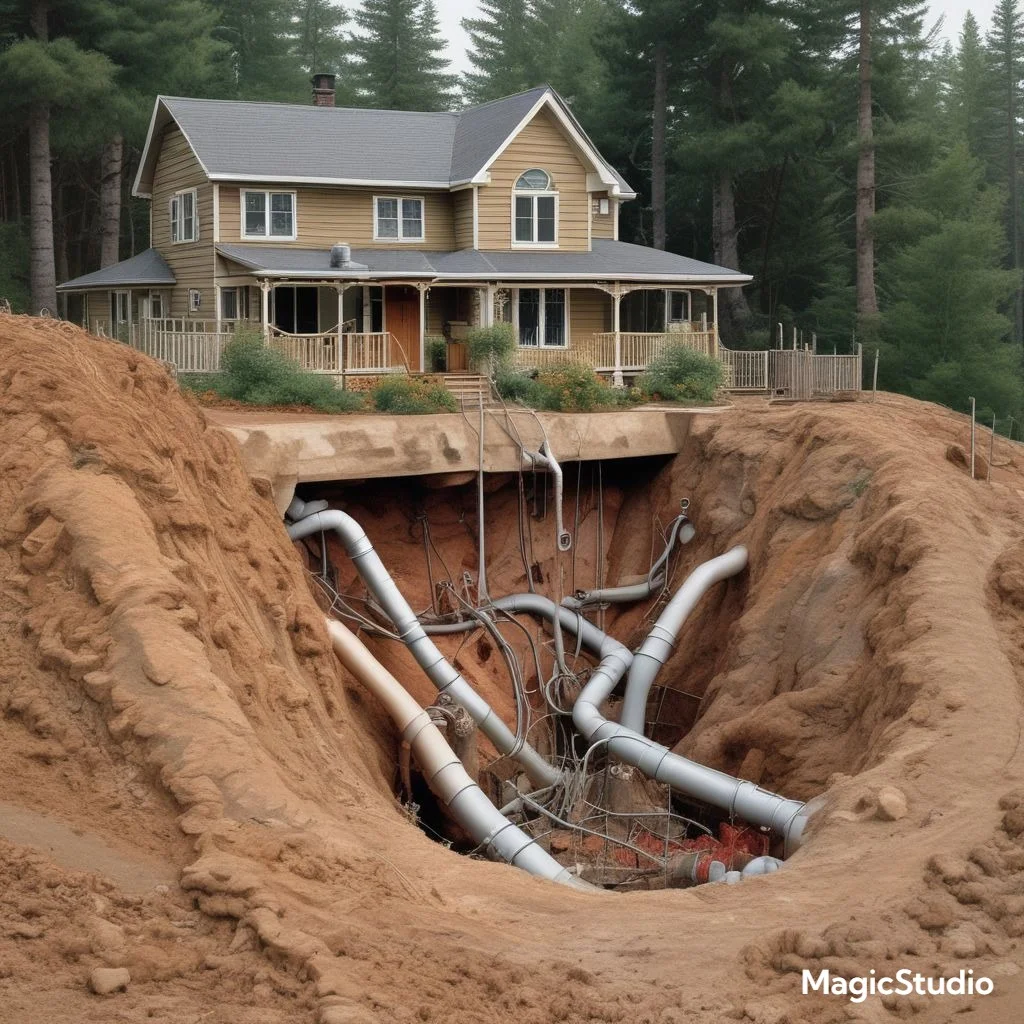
[{"xmin": 312, "ymin": 73, "xmax": 336, "ymax": 107}]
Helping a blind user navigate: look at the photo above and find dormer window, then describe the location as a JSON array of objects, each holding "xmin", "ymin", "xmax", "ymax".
[{"xmin": 513, "ymin": 169, "xmax": 557, "ymax": 246}]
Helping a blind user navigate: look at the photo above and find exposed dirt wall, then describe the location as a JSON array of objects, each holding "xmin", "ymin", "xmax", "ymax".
[{"xmin": 4, "ymin": 314, "xmax": 1024, "ymax": 1023}]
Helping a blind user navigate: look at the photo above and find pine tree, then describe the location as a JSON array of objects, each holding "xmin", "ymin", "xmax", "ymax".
[
  {"xmin": 461, "ymin": 0, "xmax": 538, "ymax": 105},
  {"xmin": 288, "ymin": 0, "xmax": 355, "ymax": 105},
  {"xmin": 0, "ymin": 0, "xmax": 115, "ymax": 312},
  {"xmin": 350, "ymin": 0, "xmax": 455, "ymax": 110},
  {"xmin": 210, "ymin": 0, "xmax": 304, "ymax": 100},
  {"xmin": 985, "ymin": 0, "xmax": 1024, "ymax": 346}
]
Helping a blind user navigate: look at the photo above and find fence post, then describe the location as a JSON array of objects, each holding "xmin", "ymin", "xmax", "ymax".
[
  {"xmin": 777, "ymin": 322, "xmax": 783, "ymax": 348},
  {"xmin": 871, "ymin": 347, "xmax": 878, "ymax": 401},
  {"xmin": 988, "ymin": 413, "xmax": 996, "ymax": 483}
]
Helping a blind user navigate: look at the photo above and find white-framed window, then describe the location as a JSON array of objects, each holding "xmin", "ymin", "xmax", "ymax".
[
  {"xmin": 170, "ymin": 188, "xmax": 197, "ymax": 243},
  {"xmin": 513, "ymin": 287, "xmax": 567, "ymax": 347},
  {"xmin": 242, "ymin": 190, "xmax": 296, "ymax": 240},
  {"xmin": 374, "ymin": 196, "xmax": 424, "ymax": 241},
  {"xmin": 220, "ymin": 286, "xmax": 249, "ymax": 321},
  {"xmin": 111, "ymin": 290, "xmax": 130, "ymax": 324},
  {"xmin": 149, "ymin": 291, "xmax": 164, "ymax": 319},
  {"xmin": 189, "ymin": 288, "xmax": 202, "ymax": 312},
  {"xmin": 667, "ymin": 290, "xmax": 690, "ymax": 323},
  {"xmin": 513, "ymin": 169, "xmax": 557, "ymax": 247}
]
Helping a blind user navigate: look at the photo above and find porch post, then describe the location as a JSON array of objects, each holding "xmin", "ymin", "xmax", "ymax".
[
  {"xmin": 336, "ymin": 284, "xmax": 346, "ymax": 376},
  {"xmin": 612, "ymin": 282, "xmax": 623, "ymax": 387},
  {"xmin": 417, "ymin": 283, "xmax": 427, "ymax": 373},
  {"xmin": 711, "ymin": 287, "xmax": 719, "ymax": 356},
  {"xmin": 260, "ymin": 279, "xmax": 270, "ymax": 342},
  {"xmin": 485, "ymin": 285, "xmax": 496, "ymax": 327}
]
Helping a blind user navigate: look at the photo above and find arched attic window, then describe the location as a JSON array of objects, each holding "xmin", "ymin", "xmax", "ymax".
[{"xmin": 514, "ymin": 168, "xmax": 557, "ymax": 246}]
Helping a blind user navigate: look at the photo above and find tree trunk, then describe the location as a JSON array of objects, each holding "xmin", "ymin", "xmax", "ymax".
[
  {"xmin": 1004, "ymin": 49, "xmax": 1023, "ymax": 346},
  {"xmin": 28, "ymin": 101, "xmax": 57, "ymax": 314},
  {"xmin": 651, "ymin": 40, "xmax": 667, "ymax": 250},
  {"xmin": 28, "ymin": 0, "xmax": 56, "ymax": 315},
  {"xmin": 99, "ymin": 133, "xmax": 123, "ymax": 268},
  {"xmin": 856, "ymin": 0, "xmax": 878, "ymax": 319},
  {"xmin": 712, "ymin": 168, "xmax": 750, "ymax": 339},
  {"xmin": 54, "ymin": 180, "xmax": 68, "ymax": 285}
]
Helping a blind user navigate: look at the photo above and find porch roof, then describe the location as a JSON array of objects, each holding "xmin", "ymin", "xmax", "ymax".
[
  {"xmin": 215, "ymin": 240, "xmax": 752, "ymax": 286},
  {"xmin": 57, "ymin": 248, "xmax": 176, "ymax": 291}
]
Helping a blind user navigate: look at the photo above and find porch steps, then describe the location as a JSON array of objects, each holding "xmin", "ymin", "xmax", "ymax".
[{"xmin": 441, "ymin": 374, "xmax": 497, "ymax": 409}]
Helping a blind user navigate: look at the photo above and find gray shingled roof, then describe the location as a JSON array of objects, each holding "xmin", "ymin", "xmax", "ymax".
[
  {"xmin": 216, "ymin": 240, "xmax": 751, "ymax": 284},
  {"xmin": 57, "ymin": 248, "xmax": 175, "ymax": 290},
  {"xmin": 136, "ymin": 87, "xmax": 635, "ymax": 197}
]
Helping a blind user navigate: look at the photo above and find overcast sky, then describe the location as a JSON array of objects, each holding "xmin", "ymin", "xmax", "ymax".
[{"xmin": 350, "ymin": 0, "xmax": 1003, "ymax": 77}]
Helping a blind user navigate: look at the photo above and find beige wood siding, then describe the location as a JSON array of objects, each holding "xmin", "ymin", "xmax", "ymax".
[
  {"xmin": 219, "ymin": 186, "xmax": 455, "ymax": 249},
  {"xmin": 570, "ymin": 287, "xmax": 610, "ymax": 340},
  {"xmin": 591, "ymin": 195, "xmax": 615, "ymax": 240},
  {"xmin": 151, "ymin": 126, "xmax": 214, "ymax": 317},
  {"xmin": 477, "ymin": 108, "xmax": 590, "ymax": 252},
  {"xmin": 453, "ymin": 189, "xmax": 474, "ymax": 249},
  {"xmin": 85, "ymin": 290, "xmax": 108, "ymax": 331}
]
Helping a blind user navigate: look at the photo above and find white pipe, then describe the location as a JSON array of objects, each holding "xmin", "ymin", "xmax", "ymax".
[
  {"xmin": 287, "ymin": 509, "xmax": 561, "ymax": 788},
  {"xmin": 324, "ymin": 618, "xmax": 585, "ymax": 888},
  {"xmin": 484, "ymin": 590, "xmax": 810, "ymax": 852},
  {"xmin": 619, "ymin": 546, "xmax": 749, "ymax": 734}
]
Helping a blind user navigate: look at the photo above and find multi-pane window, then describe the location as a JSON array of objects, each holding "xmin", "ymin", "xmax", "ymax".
[
  {"xmin": 515, "ymin": 288, "xmax": 566, "ymax": 347},
  {"xmin": 668, "ymin": 290, "xmax": 690, "ymax": 322},
  {"xmin": 221, "ymin": 286, "xmax": 250, "ymax": 321},
  {"xmin": 513, "ymin": 169, "xmax": 557, "ymax": 246},
  {"xmin": 374, "ymin": 197, "xmax": 424, "ymax": 240},
  {"xmin": 149, "ymin": 291, "xmax": 163, "ymax": 319},
  {"xmin": 170, "ymin": 189, "xmax": 196, "ymax": 243},
  {"xmin": 110, "ymin": 291, "xmax": 130, "ymax": 324},
  {"xmin": 242, "ymin": 191, "xmax": 296, "ymax": 239}
]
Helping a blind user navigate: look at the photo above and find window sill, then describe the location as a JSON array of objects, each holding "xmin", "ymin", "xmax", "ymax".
[
  {"xmin": 511, "ymin": 242, "xmax": 559, "ymax": 249},
  {"xmin": 372, "ymin": 236, "xmax": 425, "ymax": 243},
  {"xmin": 240, "ymin": 235, "xmax": 298, "ymax": 243}
]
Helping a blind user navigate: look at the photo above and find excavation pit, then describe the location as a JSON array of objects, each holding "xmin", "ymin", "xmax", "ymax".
[{"xmin": 6, "ymin": 314, "xmax": 1024, "ymax": 1021}]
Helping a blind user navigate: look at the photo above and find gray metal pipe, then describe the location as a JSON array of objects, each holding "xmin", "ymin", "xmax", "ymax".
[
  {"xmin": 619, "ymin": 545, "xmax": 748, "ymax": 734},
  {"xmin": 287, "ymin": 509, "xmax": 561, "ymax": 789},
  {"xmin": 562, "ymin": 512, "xmax": 696, "ymax": 611},
  {"xmin": 523, "ymin": 442, "xmax": 572, "ymax": 551},
  {"xmin": 482, "ymin": 589, "xmax": 811, "ymax": 853},
  {"xmin": 325, "ymin": 618, "xmax": 586, "ymax": 888}
]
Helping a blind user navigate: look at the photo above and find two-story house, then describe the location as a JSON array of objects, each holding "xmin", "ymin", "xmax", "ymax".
[{"xmin": 58, "ymin": 79, "xmax": 751, "ymax": 384}]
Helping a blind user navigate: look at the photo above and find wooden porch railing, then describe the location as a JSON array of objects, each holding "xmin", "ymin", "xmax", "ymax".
[{"xmin": 268, "ymin": 327, "xmax": 407, "ymax": 373}]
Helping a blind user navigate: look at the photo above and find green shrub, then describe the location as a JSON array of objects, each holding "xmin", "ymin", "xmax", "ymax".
[
  {"xmin": 371, "ymin": 375, "xmax": 457, "ymax": 414},
  {"xmin": 426, "ymin": 336, "xmax": 447, "ymax": 372},
  {"xmin": 637, "ymin": 344, "xmax": 724, "ymax": 403},
  {"xmin": 494, "ymin": 365, "xmax": 546, "ymax": 406},
  {"xmin": 535, "ymin": 364, "xmax": 617, "ymax": 412},
  {"xmin": 186, "ymin": 330, "xmax": 365, "ymax": 412},
  {"xmin": 466, "ymin": 322, "xmax": 516, "ymax": 371}
]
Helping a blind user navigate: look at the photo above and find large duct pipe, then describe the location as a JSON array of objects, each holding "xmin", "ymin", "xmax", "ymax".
[
  {"xmin": 460, "ymin": 589, "xmax": 810, "ymax": 852},
  {"xmin": 562, "ymin": 511, "xmax": 696, "ymax": 612},
  {"xmin": 619, "ymin": 545, "xmax": 749, "ymax": 734},
  {"xmin": 324, "ymin": 618, "xmax": 585, "ymax": 888},
  {"xmin": 287, "ymin": 509, "xmax": 561, "ymax": 789}
]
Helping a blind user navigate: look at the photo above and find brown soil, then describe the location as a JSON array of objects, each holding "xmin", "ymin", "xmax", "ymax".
[{"xmin": 3, "ymin": 312, "xmax": 1024, "ymax": 1022}]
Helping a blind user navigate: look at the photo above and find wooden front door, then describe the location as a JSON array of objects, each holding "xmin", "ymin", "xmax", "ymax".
[{"xmin": 384, "ymin": 285, "xmax": 421, "ymax": 370}]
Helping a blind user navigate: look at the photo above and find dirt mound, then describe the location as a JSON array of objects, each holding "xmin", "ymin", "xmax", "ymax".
[{"xmin": 3, "ymin": 313, "xmax": 1024, "ymax": 1022}]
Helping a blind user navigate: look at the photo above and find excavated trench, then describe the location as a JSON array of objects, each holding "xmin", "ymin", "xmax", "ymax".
[{"xmin": 289, "ymin": 430, "xmax": 897, "ymax": 888}]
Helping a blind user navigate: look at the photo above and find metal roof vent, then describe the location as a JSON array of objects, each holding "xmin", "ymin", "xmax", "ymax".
[{"xmin": 330, "ymin": 242, "xmax": 351, "ymax": 268}]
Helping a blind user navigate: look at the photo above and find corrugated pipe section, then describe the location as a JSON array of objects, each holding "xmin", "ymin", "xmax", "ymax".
[
  {"xmin": 285, "ymin": 502, "xmax": 561, "ymax": 789},
  {"xmin": 324, "ymin": 617, "xmax": 587, "ymax": 889}
]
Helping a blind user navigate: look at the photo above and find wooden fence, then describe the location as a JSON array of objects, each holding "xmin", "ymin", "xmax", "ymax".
[{"xmin": 720, "ymin": 344, "xmax": 863, "ymax": 397}]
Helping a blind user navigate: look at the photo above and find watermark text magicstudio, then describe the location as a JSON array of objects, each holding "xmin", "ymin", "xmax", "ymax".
[{"xmin": 802, "ymin": 968, "xmax": 994, "ymax": 1003}]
